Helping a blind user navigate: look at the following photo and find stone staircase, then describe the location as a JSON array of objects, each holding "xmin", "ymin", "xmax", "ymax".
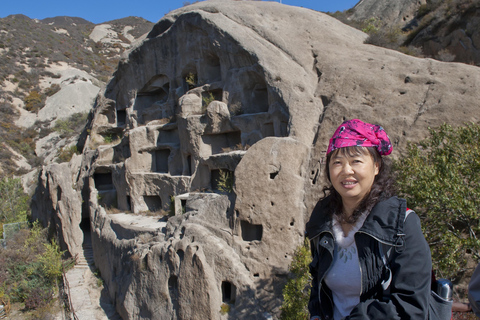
[
  {"xmin": 63, "ymin": 230, "xmax": 122, "ymax": 319},
  {"xmin": 76, "ymin": 234, "xmax": 94, "ymax": 269}
]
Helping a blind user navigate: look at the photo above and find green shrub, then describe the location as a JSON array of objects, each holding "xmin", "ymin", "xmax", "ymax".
[
  {"xmin": 93, "ymin": 269, "xmax": 104, "ymax": 287},
  {"xmin": 57, "ymin": 145, "xmax": 78, "ymax": 163},
  {"xmin": 24, "ymin": 90, "xmax": 44, "ymax": 112},
  {"xmin": 53, "ymin": 112, "xmax": 88, "ymax": 138},
  {"xmin": 185, "ymin": 72, "xmax": 197, "ymax": 89},
  {"xmin": 38, "ymin": 239, "xmax": 66, "ymax": 281},
  {"xmin": 53, "ymin": 118, "xmax": 75, "ymax": 137},
  {"xmin": 202, "ymin": 92, "xmax": 215, "ymax": 110},
  {"xmin": 280, "ymin": 238, "xmax": 312, "ymax": 320},
  {"xmin": 220, "ymin": 303, "xmax": 230, "ymax": 315},
  {"xmin": 216, "ymin": 170, "xmax": 234, "ymax": 194},
  {"xmin": 44, "ymin": 83, "xmax": 61, "ymax": 97},
  {"xmin": 395, "ymin": 123, "xmax": 480, "ymax": 279},
  {"xmin": 103, "ymin": 133, "xmax": 115, "ymax": 143},
  {"xmin": 0, "ymin": 221, "xmax": 72, "ymax": 314},
  {"xmin": 365, "ymin": 24, "xmax": 406, "ymax": 50},
  {"xmin": 0, "ymin": 176, "xmax": 30, "ymax": 224},
  {"xmin": 361, "ymin": 17, "xmax": 381, "ymax": 34}
]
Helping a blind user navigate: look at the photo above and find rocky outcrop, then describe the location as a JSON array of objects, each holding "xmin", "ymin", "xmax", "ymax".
[
  {"xmin": 32, "ymin": 1, "xmax": 480, "ymax": 319},
  {"xmin": 350, "ymin": 0, "xmax": 480, "ymax": 66},
  {"xmin": 408, "ymin": 3, "xmax": 480, "ymax": 65},
  {"xmin": 32, "ymin": 159, "xmax": 84, "ymax": 257},
  {"xmin": 350, "ymin": 0, "xmax": 426, "ymax": 25}
]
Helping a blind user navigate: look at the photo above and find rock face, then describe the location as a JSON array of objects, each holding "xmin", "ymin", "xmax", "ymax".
[
  {"xmin": 409, "ymin": 4, "xmax": 480, "ymax": 65},
  {"xmin": 349, "ymin": 0, "xmax": 426, "ymax": 26},
  {"xmin": 32, "ymin": 1, "xmax": 480, "ymax": 319},
  {"xmin": 350, "ymin": 0, "xmax": 426, "ymax": 25},
  {"xmin": 32, "ymin": 159, "xmax": 84, "ymax": 257}
]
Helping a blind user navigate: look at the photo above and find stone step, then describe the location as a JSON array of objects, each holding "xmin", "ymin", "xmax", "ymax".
[
  {"xmin": 77, "ymin": 258, "xmax": 94, "ymax": 264},
  {"xmin": 75, "ymin": 245, "xmax": 95, "ymax": 268}
]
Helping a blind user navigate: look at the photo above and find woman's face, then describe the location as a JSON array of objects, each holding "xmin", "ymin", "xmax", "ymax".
[{"xmin": 328, "ymin": 148, "xmax": 379, "ymax": 209}]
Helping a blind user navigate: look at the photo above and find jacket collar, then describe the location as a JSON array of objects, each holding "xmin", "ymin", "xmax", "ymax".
[
  {"xmin": 306, "ymin": 195, "xmax": 334, "ymax": 239},
  {"xmin": 306, "ymin": 196, "xmax": 407, "ymax": 245}
]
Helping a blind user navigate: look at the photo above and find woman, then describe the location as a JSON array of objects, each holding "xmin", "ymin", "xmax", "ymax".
[{"xmin": 306, "ymin": 119, "xmax": 432, "ymax": 320}]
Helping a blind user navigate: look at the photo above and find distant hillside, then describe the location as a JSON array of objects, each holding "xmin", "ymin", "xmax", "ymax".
[
  {"xmin": 0, "ymin": 14, "xmax": 153, "ymax": 177},
  {"xmin": 41, "ymin": 16, "xmax": 94, "ymax": 26},
  {"xmin": 332, "ymin": 0, "xmax": 480, "ymax": 66}
]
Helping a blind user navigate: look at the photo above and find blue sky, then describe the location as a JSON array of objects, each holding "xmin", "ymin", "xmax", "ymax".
[{"xmin": 0, "ymin": 0, "xmax": 359, "ymax": 24}]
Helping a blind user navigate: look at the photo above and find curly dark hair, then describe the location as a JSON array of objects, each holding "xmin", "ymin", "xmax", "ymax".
[{"xmin": 321, "ymin": 146, "xmax": 396, "ymax": 224}]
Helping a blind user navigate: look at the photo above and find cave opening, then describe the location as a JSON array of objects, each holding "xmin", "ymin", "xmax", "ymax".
[
  {"xmin": 94, "ymin": 172, "xmax": 113, "ymax": 191},
  {"xmin": 144, "ymin": 195, "xmax": 162, "ymax": 212},
  {"xmin": 154, "ymin": 149, "xmax": 170, "ymax": 173},
  {"xmin": 240, "ymin": 220, "xmax": 263, "ymax": 242},
  {"xmin": 222, "ymin": 281, "xmax": 236, "ymax": 303},
  {"xmin": 117, "ymin": 109, "xmax": 126, "ymax": 125}
]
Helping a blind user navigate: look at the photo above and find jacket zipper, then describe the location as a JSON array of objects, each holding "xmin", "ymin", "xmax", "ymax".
[{"xmin": 312, "ymin": 230, "xmax": 335, "ymax": 317}]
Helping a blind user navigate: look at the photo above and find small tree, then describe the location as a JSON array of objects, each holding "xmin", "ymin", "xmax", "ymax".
[
  {"xmin": 185, "ymin": 72, "xmax": 197, "ymax": 89},
  {"xmin": 217, "ymin": 170, "xmax": 234, "ymax": 194},
  {"xmin": 395, "ymin": 123, "xmax": 480, "ymax": 279},
  {"xmin": 202, "ymin": 92, "xmax": 215, "ymax": 112},
  {"xmin": 280, "ymin": 238, "xmax": 312, "ymax": 320}
]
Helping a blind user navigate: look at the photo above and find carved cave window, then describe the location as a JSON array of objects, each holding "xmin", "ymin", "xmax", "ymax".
[
  {"xmin": 94, "ymin": 172, "xmax": 113, "ymax": 191},
  {"xmin": 262, "ymin": 122, "xmax": 275, "ymax": 138},
  {"xmin": 153, "ymin": 149, "xmax": 170, "ymax": 173},
  {"xmin": 143, "ymin": 195, "xmax": 162, "ymax": 212},
  {"xmin": 116, "ymin": 109, "xmax": 126, "ymax": 126},
  {"xmin": 201, "ymin": 131, "xmax": 241, "ymax": 155},
  {"xmin": 240, "ymin": 220, "xmax": 263, "ymax": 242},
  {"xmin": 135, "ymin": 89, "xmax": 168, "ymax": 109},
  {"xmin": 203, "ymin": 53, "xmax": 221, "ymax": 83}
]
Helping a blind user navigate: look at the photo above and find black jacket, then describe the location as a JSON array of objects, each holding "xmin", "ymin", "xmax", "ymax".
[{"xmin": 306, "ymin": 196, "xmax": 432, "ymax": 320}]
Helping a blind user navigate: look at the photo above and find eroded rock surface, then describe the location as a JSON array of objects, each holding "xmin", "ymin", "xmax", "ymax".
[{"xmin": 32, "ymin": 1, "xmax": 480, "ymax": 319}]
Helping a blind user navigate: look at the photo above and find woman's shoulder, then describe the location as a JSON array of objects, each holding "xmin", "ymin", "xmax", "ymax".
[
  {"xmin": 372, "ymin": 196, "xmax": 407, "ymax": 215},
  {"xmin": 361, "ymin": 196, "xmax": 408, "ymax": 242},
  {"xmin": 306, "ymin": 196, "xmax": 333, "ymax": 238},
  {"xmin": 369, "ymin": 196, "xmax": 424, "ymax": 237}
]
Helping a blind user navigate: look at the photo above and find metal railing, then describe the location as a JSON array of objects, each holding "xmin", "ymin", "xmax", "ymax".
[
  {"xmin": 2, "ymin": 221, "xmax": 29, "ymax": 240},
  {"xmin": 0, "ymin": 305, "xmax": 7, "ymax": 319}
]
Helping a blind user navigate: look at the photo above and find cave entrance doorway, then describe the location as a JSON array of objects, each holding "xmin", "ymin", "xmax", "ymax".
[
  {"xmin": 80, "ymin": 217, "xmax": 90, "ymax": 233},
  {"xmin": 80, "ymin": 217, "xmax": 92, "ymax": 251},
  {"xmin": 222, "ymin": 281, "xmax": 236, "ymax": 304}
]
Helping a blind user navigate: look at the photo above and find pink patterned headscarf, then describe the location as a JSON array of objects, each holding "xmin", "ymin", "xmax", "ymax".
[{"xmin": 327, "ymin": 119, "xmax": 393, "ymax": 156}]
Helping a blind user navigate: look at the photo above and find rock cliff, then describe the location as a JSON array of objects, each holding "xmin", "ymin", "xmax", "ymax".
[
  {"xmin": 350, "ymin": 0, "xmax": 426, "ymax": 25},
  {"xmin": 32, "ymin": 1, "xmax": 480, "ymax": 319}
]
